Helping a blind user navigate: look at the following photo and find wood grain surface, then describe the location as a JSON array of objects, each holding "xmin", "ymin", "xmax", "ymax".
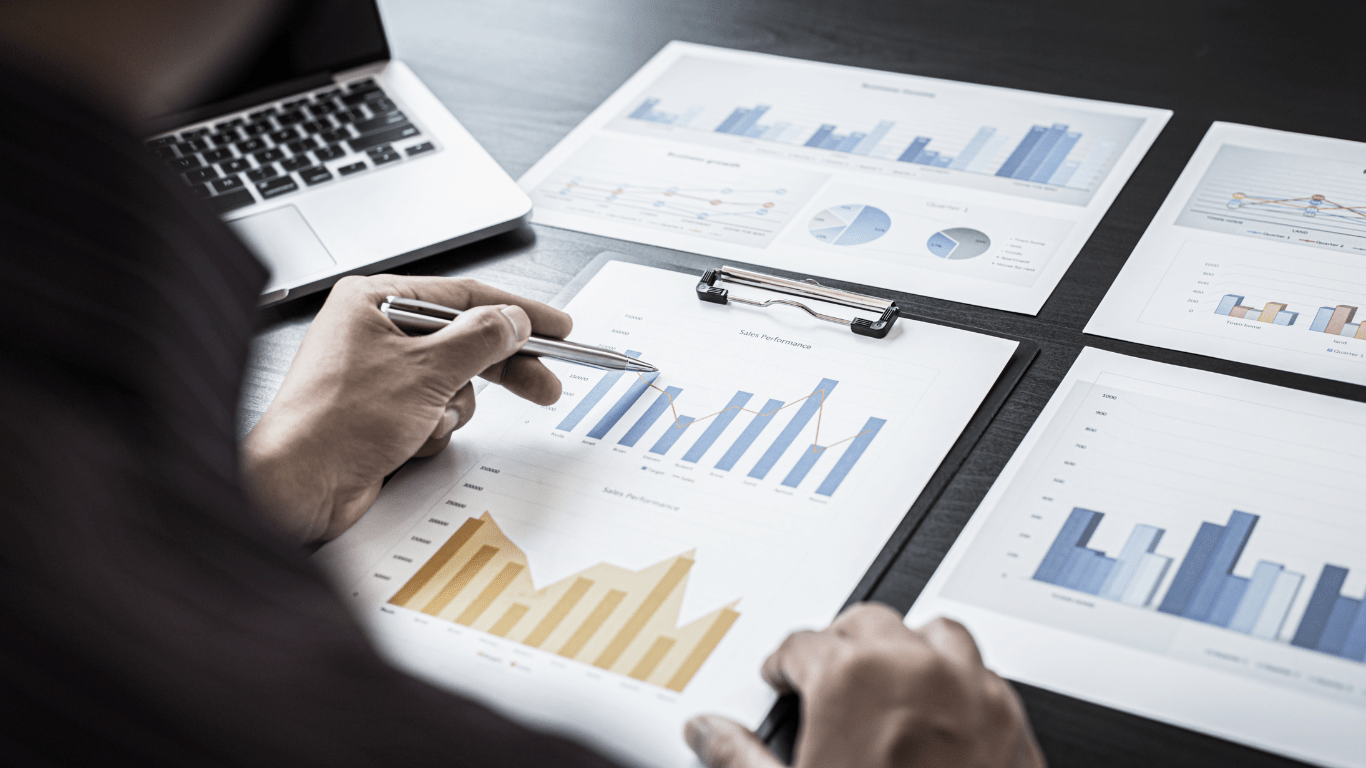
[{"xmin": 244, "ymin": 2, "xmax": 1366, "ymax": 764}]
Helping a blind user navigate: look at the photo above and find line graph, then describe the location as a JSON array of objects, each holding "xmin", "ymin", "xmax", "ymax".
[
  {"xmin": 555, "ymin": 177, "xmax": 786, "ymax": 223},
  {"xmin": 1226, "ymin": 192, "xmax": 1366, "ymax": 224}
]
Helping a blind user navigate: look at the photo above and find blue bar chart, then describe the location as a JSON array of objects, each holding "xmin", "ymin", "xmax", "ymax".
[
  {"xmin": 554, "ymin": 369, "xmax": 882, "ymax": 497},
  {"xmin": 1036, "ymin": 508, "xmax": 1366, "ymax": 663},
  {"xmin": 625, "ymin": 96, "xmax": 1113, "ymax": 190}
]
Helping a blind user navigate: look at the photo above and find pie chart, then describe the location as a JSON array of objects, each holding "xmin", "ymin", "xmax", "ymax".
[
  {"xmin": 926, "ymin": 227, "xmax": 991, "ymax": 259},
  {"xmin": 808, "ymin": 204, "xmax": 892, "ymax": 246}
]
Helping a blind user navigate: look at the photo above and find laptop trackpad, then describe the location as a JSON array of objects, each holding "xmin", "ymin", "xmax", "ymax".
[{"xmin": 228, "ymin": 205, "xmax": 335, "ymax": 289}]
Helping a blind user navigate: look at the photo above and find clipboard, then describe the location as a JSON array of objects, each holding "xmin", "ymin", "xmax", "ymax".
[{"xmin": 552, "ymin": 251, "xmax": 1038, "ymax": 759}]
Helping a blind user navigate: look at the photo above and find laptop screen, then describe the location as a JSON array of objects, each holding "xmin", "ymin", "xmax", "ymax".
[{"xmin": 178, "ymin": 0, "xmax": 389, "ymax": 120}]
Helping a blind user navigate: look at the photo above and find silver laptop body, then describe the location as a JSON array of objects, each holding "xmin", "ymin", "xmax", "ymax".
[{"xmin": 145, "ymin": 1, "xmax": 530, "ymax": 305}]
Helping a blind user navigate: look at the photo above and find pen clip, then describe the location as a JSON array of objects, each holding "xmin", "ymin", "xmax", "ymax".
[{"xmin": 696, "ymin": 266, "xmax": 900, "ymax": 338}]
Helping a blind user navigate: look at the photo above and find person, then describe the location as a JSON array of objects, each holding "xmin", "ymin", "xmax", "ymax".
[{"xmin": 0, "ymin": 1, "xmax": 1046, "ymax": 766}]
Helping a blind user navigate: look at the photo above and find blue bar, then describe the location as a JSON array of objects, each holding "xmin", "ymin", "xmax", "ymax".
[
  {"xmin": 834, "ymin": 132, "xmax": 866, "ymax": 153},
  {"xmin": 948, "ymin": 126, "xmax": 996, "ymax": 170},
  {"xmin": 1030, "ymin": 131, "xmax": 1081, "ymax": 183},
  {"xmin": 1342, "ymin": 600, "xmax": 1366, "ymax": 660},
  {"xmin": 1185, "ymin": 511, "xmax": 1258, "ymax": 621},
  {"xmin": 1274, "ymin": 311, "xmax": 1299, "ymax": 326},
  {"xmin": 1310, "ymin": 307, "xmax": 1336, "ymax": 332},
  {"xmin": 852, "ymin": 120, "xmax": 895, "ymax": 155},
  {"xmin": 1013, "ymin": 124, "xmax": 1068, "ymax": 180},
  {"xmin": 728, "ymin": 105, "xmax": 769, "ymax": 136},
  {"xmin": 682, "ymin": 392, "xmax": 752, "ymax": 463},
  {"xmin": 1207, "ymin": 576, "xmax": 1250, "ymax": 628},
  {"xmin": 619, "ymin": 386, "xmax": 682, "ymax": 447},
  {"xmin": 1158, "ymin": 522, "xmax": 1226, "ymax": 615},
  {"xmin": 804, "ymin": 124, "xmax": 836, "ymax": 147},
  {"xmin": 629, "ymin": 98, "xmax": 659, "ymax": 120},
  {"xmin": 1292, "ymin": 565, "xmax": 1350, "ymax": 649},
  {"xmin": 780, "ymin": 445, "xmax": 826, "ymax": 488},
  {"xmin": 1034, "ymin": 508, "xmax": 1103, "ymax": 584},
  {"xmin": 744, "ymin": 124, "xmax": 768, "ymax": 138},
  {"xmin": 1229, "ymin": 561, "xmax": 1283, "ymax": 634},
  {"xmin": 1057, "ymin": 548, "xmax": 1094, "ymax": 590},
  {"xmin": 818, "ymin": 133, "xmax": 846, "ymax": 150},
  {"xmin": 897, "ymin": 137, "xmax": 932, "ymax": 163},
  {"xmin": 555, "ymin": 351, "xmax": 642, "ymax": 431},
  {"xmin": 932, "ymin": 155, "xmax": 952, "ymax": 167},
  {"xmin": 749, "ymin": 379, "xmax": 839, "ymax": 480},
  {"xmin": 996, "ymin": 125, "xmax": 1047, "ymax": 177},
  {"xmin": 586, "ymin": 372, "xmax": 659, "ymax": 439},
  {"xmin": 1317, "ymin": 596, "xmax": 1362, "ymax": 655},
  {"xmin": 1215, "ymin": 295, "xmax": 1244, "ymax": 316},
  {"xmin": 1081, "ymin": 555, "xmax": 1117, "ymax": 595},
  {"xmin": 914, "ymin": 150, "xmax": 941, "ymax": 166},
  {"xmin": 1099, "ymin": 524, "xmax": 1164, "ymax": 600},
  {"xmin": 715, "ymin": 398, "xmax": 785, "ymax": 471},
  {"xmin": 1049, "ymin": 160, "xmax": 1080, "ymax": 186},
  {"xmin": 815, "ymin": 417, "xmax": 886, "ymax": 496},
  {"xmin": 714, "ymin": 108, "xmax": 749, "ymax": 134},
  {"xmin": 649, "ymin": 415, "xmax": 696, "ymax": 455}
]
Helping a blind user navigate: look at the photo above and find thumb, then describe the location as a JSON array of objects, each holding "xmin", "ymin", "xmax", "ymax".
[
  {"xmin": 421, "ymin": 304, "xmax": 532, "ymax": 388},
  {"xmin": 685, "ymin": 715, "xmax": 783, "ymax": 768}
]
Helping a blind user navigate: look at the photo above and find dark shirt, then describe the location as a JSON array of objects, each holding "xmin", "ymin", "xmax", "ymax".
[{"xmin": 0, "ymin": 60, "xmax": 619, "ymax": 767}]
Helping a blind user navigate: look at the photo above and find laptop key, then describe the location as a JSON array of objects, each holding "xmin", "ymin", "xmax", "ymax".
[
  {"xmin": 315, "ymin": 88, "xmax": 341, "ymax": 101},
  {"xmin": 188, "ymin": 183, "xmax": 212, "ymax": 198},
  {"xmin": 177, "ymin": 138, "xmax": 209, "ymax": 153},
  {"xmin": 210, "ymin": 131, "xmax": 240, "ymax": 146},
  {"xmin": 243, "ymin": 121, "xmax": 271, "ymax": 136},
  {"xmin": 347, "ymin": 78, "xmax": 379, "ymax": 92},
  {"xmin": 247, "ymin": 166, "xmax": 278, "ymax": 182},
  {"xmin": 151, "ymin": 146, "xmax": 178, "ymax": 160},
  {"xmin": 300, "ymin": 166, "xmax": 334, "ymax": 186},
  {"xmin": 237, "ymin": 137, "xmax": 266, "ymax": 153},
  {"xmin": 221, "ymin": 158, "xmax": 252, "ymax": 174},
  {"xmin": 185, "ymin": 167, "xmax": 220, "ymax": 183},
  {"xmin": 277, "ymin": 111, "xmax": 306, "ymax": 126},
  {"xmin": 207, "ymin": 188, "xmax": 255, "ymax": 214},
  {"xmin": 310, "ymin": 101, "xmax": 339, "ymax": 115},
  {"xmin": 349, "ymin": 124, "xmax": 419, "ymax": 152},
  {"xmin": 257, "ymin": 176, "xmax": 299, "ymax": 200},
  {"xmin": 314, "ymin": 145, "xmax": 346, "ymax": 162},
  {"xmin": 338, "ymin": 161, "xmax": 367, "ymax": 176},
  {"xmin": 147, "ymin": 135, "xmax": 178, "ymax": 147},
  {"xmin": 281, "ymin": 155, "xmax": 312, "ymax": 172},
  {"xmin": 204, "ymin": 148, "xmax": 234, "ymax": 163},
  {"xmin": 287, "ymin": 137, "xmax": 318, "ymax": 154},
  {"xmin": 180, "ymin": 127, "xmax": 210, "ymax": 140},
  {"xmin": 269, "ymin": 127, "xmax": 300, "ymax": 143},
  {"xmin": 371, "ymin": 149, "xmax": 402, "ymax": 165},
  {"xmin": 214, "ymin": 117, "xmax": 245, "ymax": 130},
  {"xmin": 254, "ymin": 148, "xmax": 286, "ymax": 163},
  {"xmin": 168, "ymin": 155, "xmax": 202, "ymax": 172},
  {"xmin": 354, "ymin": 112, "xmax": 407, "ymax": 134},
  {"xmin": 301, "ymin": 119, "xmax": 332, "ymax": 134},
  {"xmin": 211, "ymin": 175, "xmax": 244, "ymax": 193},
  {"xmin": 319, "ymin": 127, "xmax": 351, "ymax": 144},
  {"xmin": 281, "ymin": 97, "xmax": 310, "ymax": 110},
  {"xmin": 369, "ymin": 97, "xmax": 396, "ymax": 113},
  {"xmin": 248, "ymin": 106, "xmax": 277, "ymax": 120},
  {"xmin": 405, "ymin": 142, "xmax": 436, "ymax": 157}
]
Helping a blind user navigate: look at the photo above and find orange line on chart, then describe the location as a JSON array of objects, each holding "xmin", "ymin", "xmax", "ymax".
[
  {"xmin": 633, "ymin": 372, "xmax": 870, "ymax": 454},
  {"xmin": 1231, "ymin": 192, "xmax": 1366, "ymax": 221}
]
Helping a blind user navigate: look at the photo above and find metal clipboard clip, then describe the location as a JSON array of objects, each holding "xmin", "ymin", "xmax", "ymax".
[{"xmin": 696, "ymin": 266, "xmax": 901, "ymax": 339}]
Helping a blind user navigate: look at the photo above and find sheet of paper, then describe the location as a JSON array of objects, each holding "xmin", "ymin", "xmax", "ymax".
[
  {"xmin": 517, "ymin": 42, "xmax": 1168, "ymax": 315},
  {"xmin": 1087, "ymin": 122, "xmax": 1366, "ymax": 384},
  {"xmin": 315, "ymin": 261, "xmax": 1018, "ymax": 767},
  {"xmin": 907, "ymin": 348, "xmax": 1366, "ymax": 768}
]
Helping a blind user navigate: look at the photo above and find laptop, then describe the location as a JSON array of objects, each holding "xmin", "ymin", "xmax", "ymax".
[{"xmin": 144, "ymin": 0, "xmax": 532, "ymax": 305}]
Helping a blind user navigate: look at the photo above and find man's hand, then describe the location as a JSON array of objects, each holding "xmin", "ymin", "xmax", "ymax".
[
  {"xmin": 241, "ymin": 275, "xmax": 571, "ymax": 544},
  {"xmin": 685, "ymin": 604, "xmax": 1045, "ymax": 768}
]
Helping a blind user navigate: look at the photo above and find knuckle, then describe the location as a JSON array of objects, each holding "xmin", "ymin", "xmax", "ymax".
[{"xmin": 703, "ymin": 730, "xmax": 743, "ymax": 768}]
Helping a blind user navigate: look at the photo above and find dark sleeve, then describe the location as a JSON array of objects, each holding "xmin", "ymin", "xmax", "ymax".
[{"xmin": 0, "ymin": 61, "xmax": 623, "ymax": 768}]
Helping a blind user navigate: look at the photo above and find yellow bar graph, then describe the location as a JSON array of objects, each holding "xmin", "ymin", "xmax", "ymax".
[{"xmin": 384, "ymin": 512, "xmax": 741, "ymax": 693}]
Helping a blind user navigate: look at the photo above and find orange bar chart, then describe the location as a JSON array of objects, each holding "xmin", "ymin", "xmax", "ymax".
[{"xmin": 388, "ymin": 512, "xmax": 740, "ymax": 692}]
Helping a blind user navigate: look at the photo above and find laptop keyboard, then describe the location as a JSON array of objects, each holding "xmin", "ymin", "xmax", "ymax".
[{"xmin": 146, "ymin": 78, "xmax": 439, "ymax": 215}]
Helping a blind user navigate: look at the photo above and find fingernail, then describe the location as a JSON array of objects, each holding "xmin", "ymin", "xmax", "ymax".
[
  {"xmin": 443, "ymin": 405, "xmax": 462, "ymax": 436},
  {"xmin": 684, "ymin": 715, "xmax": 714, "ymax": 755},
  {"xmin": 501, "ymin": 305, "xmax": 531, "ymax": 343}
]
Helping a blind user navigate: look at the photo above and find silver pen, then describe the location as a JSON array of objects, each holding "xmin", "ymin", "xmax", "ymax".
[{"xmin": 380, "ymin": 296, "xmax": 659, "ymax": 373}]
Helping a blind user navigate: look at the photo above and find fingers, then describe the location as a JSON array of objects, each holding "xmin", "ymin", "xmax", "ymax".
[
  {"xmin": 337, "ymin": 274, "xmax": 573, "ymax": 339},
  {"xmin": 412, "ymin": 384, "xmax": 476, "ymax": 458},
  {"xmin": 759, "ymin": 630, "xmax": 830, "ymax": 694},
  {"xmin": 829, "ymin": 601, "xmax": 909, "ymax": 640},
  {"xmin": 684, "ymin": 715, "xmax": 783, "ymax": 768},
  {"xmin": 419, "ymin": 304, "xmax": 533, "ymax": 390},
  {"xmin": 915, "ymin": 616, "xmax": 984, "ymax": 668},
  {"xmin": 479, "ymin": 354, "xmax": 563, "ymax": 405}
]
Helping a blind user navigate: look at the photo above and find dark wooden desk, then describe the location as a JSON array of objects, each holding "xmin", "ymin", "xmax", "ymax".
[{"xmin": 249, "ymin": 1, "xmax": 1366, "ymax": 764}]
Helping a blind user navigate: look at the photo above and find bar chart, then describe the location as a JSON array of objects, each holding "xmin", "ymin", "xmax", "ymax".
[
  {"xmin": 388, "ymin": 512, "xmax": 739, "ymax": 692},
  {"xmin": 556, "ymin": 367, "xmax": 885, "ymax": 498},
  {"xmin": 1309, "ymin": 304, "xmax": 1366, "ymax": 339},
  {"xmin": 1214, "ymin": 294, "xmax": 1299, "ymax": 325},
  {"xmin": 628, "ymin": 95, "xmax": 1114, "ymax": 192}
]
